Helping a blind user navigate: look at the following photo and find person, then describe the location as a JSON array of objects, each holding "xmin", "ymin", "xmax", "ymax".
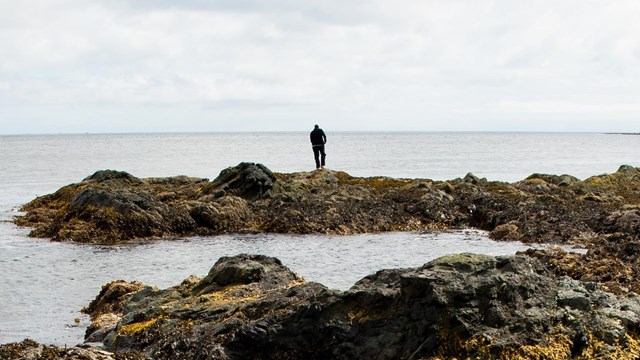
[{"xmin": 310, "ymin": 124, "xmax": 326, "ymax": 169}]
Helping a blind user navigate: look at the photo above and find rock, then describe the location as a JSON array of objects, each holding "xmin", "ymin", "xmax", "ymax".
[
  {"xmin": 0, "ymin": 339, "xmax": 148, "ymax": 360},
  {"xmin": 603, "ymin": 209, "xmax": 640, "ymax": 234},
  {"xmin": 71, "ymin": 188, "xmax": 151, "ymax": 212},
  {"xmin": 85, "ymin": 254, "xmax": 640, "ymax": 359},
  {"xmin": 526, "ymin": 173, "xmax": 579, "ymax": 187},
  {"xmin": 463, "ymin": 172, "xmax": 481, "ymax": 184},
  {"xmin": 617, "ymin": 164, "xmax": 640, "ymax": 174},
  {"xmin": 83, "ymin": 170, "xmax": 142, "ymax": 184},
  {"xmin": 189, "ymin": 196, "xmax": 250, "ymax": 233},
  {"xmin": 490, "ymin": 222, "xmax": 520, "ymax": 240},
  {"xmin": 84, "ymin": 280, "xmax": 146, "ymax": 319},
  {"xmin": 579, "ymin": 192, "xmax": 610, "ymax": 202},
  {"xmin": 193, "ymin": 254, "xmax": 300, "ymax": 293},
  {"xmin": 203, "ymin": 162, "xmax": 275, "ymax": 199},
  {"xmin": 434, "ymin": 181, "xmax": 454, "ymax": 193},
  {"xmin": 557, "ymin": 288, "xmax": 591, "ymax": 311},
  {"xmin": 85, "ymin": 313, "xmax": 121, "ymax": 342}
]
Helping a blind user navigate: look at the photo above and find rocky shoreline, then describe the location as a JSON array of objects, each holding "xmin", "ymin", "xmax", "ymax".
[
  {"xmin": 4, "ymin": 253, "xmax": 640, "ymax": 359},
  {"xmin": 5, "ymin": 163, "xmax": 640, "ymax": 358}
]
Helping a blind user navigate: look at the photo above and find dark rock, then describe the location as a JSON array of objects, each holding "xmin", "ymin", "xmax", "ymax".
[
  {"xmin": 617, "ymin": 164, "xmax": 639, "ymax": 174},
  {"xmin": 83, "ymin": 170, "xmax": 142, "ymax": 184},
  {"xmin": 203, "ymin": 162, "xmax": 275, "ymax": 199},
  {"xmin": 603, "ymin": 208, "xmax": 640, "ymax": 234},
  {"xmin": 84, "ymin": 254, "xmax": 640, "ymax": 359},
  {"xmin": 188, "ymin": 196, "xmax": 250, "ymax": 233},
  {"xmin": 193, "ymin": 254, "xmax": 300, "ymax": 293},
  {"xmin": 463, "ymin": 172, "xmax": 480, "ymax": 184},
  {"xmin": 71, "ymin": 188, "xmax": 153, "ymax": 212},
  {"xmin": 526, "ymin": 173, "xmax": 580, "ymax": 187}
]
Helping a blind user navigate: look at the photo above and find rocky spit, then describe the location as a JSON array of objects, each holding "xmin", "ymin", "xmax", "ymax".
[{"xmin": 4, "ymin": 163, "xmax": 640, "ymax": 359}]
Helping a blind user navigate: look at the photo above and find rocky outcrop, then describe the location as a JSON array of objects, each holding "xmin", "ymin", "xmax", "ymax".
[
  {"xmin": 201, "ymin": 162, "xmax": 275, "ymax": 199},
  {"xmin": 16, "ymin": 164, "xmax": 640, "ymax": 245},
  {"xmin": 13, "ymin": 167, "xmax": 253, "ymax": 242},
  {"xmin": 77, "ymin": 254, "xmax": 640, "ymax": 359}
]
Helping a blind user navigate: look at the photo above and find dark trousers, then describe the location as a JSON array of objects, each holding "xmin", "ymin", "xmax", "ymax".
[{"xmin": 313, "ymin": 145, "xmax": 326, "ymax": 169}]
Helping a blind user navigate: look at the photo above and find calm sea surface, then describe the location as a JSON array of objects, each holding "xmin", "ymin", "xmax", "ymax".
[{"xmin": 0, "ymin": 132, "xmax": 637, "ymax": 345}]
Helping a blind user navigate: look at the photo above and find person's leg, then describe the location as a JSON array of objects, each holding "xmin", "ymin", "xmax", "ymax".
[
  {"xmin": 320, "ymin": 145, "xmax": 326, "ymax": 167},
  {"xmin": 313, "ymin": 147, "xmax": 321, "ymax": 169}
]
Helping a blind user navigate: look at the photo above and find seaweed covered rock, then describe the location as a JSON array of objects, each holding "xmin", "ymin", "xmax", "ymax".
[
  {"xmin": 83, "ymin": 280, "xmax": 147, "ymax": 342},
  {"xmin": 0, "ymin": 338, "xmax": 147, "ymax": 360},
  {"xmin": 202, "ymin": 162, "xmax": 275, "ymax": 199},
  {"xmin": 13, "ymin": 166, "xmax": 261, "ymax": 243},
  {"xmin": 83, "ymin": 170, "xmax": 143, "ymax": 184},
  {"xmin": 85, "ymin": 254, "xmax": 640, "ymax": 359},
  {"xmin": 188, "ymin": 196, "xmax": 251, "ymax": 233}
]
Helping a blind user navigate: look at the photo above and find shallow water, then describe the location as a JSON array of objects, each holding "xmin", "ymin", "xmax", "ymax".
[{"xmin": 0, "ymin": 227, "xmax": 547, "ymax": 345}]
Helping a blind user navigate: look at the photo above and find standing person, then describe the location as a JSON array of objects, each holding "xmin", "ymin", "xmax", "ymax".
[{"xmin": 310, "ymin": 124, "xmax": 327, "ymax": 169}]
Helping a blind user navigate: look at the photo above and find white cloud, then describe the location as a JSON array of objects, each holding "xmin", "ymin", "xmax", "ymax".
[
  {"xmin": 1, "ymin": 0, "xmax": 640, "ymax": 133},
  {"xmin": 491, "ymin": 100, "xmax": 640, "ymax": 114}
]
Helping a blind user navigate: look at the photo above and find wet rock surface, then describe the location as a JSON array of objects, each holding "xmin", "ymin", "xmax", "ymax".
[
  {"xmin": 23, "ymin": 253, "xmax": 640, "ymax": 359},
  {"xmin": 16, "ymin": 164, "xmax": 640, "ymax": 244}
]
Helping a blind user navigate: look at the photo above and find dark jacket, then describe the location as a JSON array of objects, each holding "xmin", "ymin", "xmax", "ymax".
[{"xmin": 310, "ymin": 128, "xmax": 326, "ymax": 146}]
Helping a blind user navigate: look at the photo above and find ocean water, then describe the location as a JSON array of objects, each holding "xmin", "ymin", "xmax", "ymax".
[{"xmin": 0, "ymin": 132, "xmax": 637, "ymax": 345}]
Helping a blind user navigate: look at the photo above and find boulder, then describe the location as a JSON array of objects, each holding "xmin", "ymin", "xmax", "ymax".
[
  {"xmin": 203, "ymin": 162, "xmax": 275, "ymax": 199},
  {"xmin": 526, "ymin": 173, "xmax": 579, "ymax": 187},
  {"xmin": 84, "ymin": 280, "xmax": 146, "ymax": 319},
  {"xmin": 603, "ymin": 208, "xmax": 640, "ymax": 235},
  {"xmin": 83, "ymin": 170, "xmax": 142, "ymax": 184},
  {"xmin": 189, "ymin": 196, "xmax": 250, "ymax": 233},
  {"xmin": 490, "ymin": 222, "xmax": 521, "ymax": 240}
]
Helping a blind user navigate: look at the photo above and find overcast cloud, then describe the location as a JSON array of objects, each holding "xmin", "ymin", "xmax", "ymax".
[{"xmin": 1, "ymin": 0, "xmax": 639, "ymax": 134}]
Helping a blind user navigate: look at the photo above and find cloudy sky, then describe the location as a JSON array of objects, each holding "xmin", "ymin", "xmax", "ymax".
[{"xmin": 1, "ymin": 0, "xmax": 639, "ymax": 134}]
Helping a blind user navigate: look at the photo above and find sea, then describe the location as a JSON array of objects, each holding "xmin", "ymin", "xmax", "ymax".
[{"xmin": 0, "ymin": 132, "xmax": 638, "ymax": 345}]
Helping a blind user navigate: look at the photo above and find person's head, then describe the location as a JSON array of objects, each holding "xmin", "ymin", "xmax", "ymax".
[{"xmin": 314, "ymin": 124, "xmax": 319, "ymax": 129}]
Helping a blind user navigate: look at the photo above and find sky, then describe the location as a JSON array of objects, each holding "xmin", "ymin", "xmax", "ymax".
[{"xmin": 1, "ymin": 0, "xmax": 639, "ymax": 134}]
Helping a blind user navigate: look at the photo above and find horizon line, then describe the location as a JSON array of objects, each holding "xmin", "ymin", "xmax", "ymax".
[{"xmin": 1, "ymin": 130, "xmax": 637, "ymax": 137}]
